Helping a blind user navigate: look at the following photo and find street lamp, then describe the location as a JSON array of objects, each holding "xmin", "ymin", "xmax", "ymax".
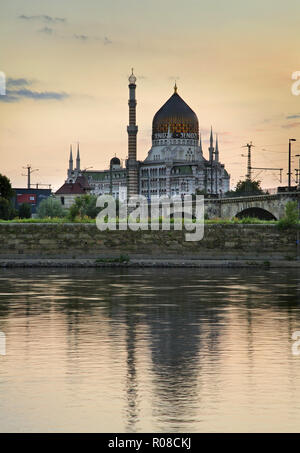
[{"xmin": 288, "ymin": 138, "xmax": 296, "ymax": 190}]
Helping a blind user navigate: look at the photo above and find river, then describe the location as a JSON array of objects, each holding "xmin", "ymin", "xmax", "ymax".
[{"xmin": 0, "ymin": 268, "xmax": 299, "ymax": 432}]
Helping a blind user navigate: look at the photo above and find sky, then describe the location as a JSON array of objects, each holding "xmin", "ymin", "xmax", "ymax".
[{"xmin": 1, "ymin": 0, "xmax": 300, "ymax": 190}]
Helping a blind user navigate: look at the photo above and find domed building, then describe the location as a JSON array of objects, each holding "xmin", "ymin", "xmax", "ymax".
[
  {"xmin": 58, "ymin": 74, "xmax": 230, "ymax": 201},
  {"xmin": 140, "ymin": 83, "xmax": 230, "ymax": 198}
]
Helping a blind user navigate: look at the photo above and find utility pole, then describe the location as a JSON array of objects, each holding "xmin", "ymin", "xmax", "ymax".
[
  {"xmin": 22, "ymin": 165, "xmax": 39, "ymax": 189},
  {"xmin": 288, "ymin": 138, "xmax": 296, "ymax": 190},
  {"xmin": 242, "ymin": 142, "xmax": 254, "ymax": 180},
  {"xmin": 295, "ymin": 154, "xmax": 300, "ymax": 186}
]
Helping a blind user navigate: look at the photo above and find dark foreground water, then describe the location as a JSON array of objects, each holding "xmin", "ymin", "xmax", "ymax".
[{"xmin": 0, "ymin": 268, "xmax": 300, "ymax": 432}]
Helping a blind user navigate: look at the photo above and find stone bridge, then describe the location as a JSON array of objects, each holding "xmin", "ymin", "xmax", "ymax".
[{"xmin": 205, "ymin": 192, "xmax": 300, "ymax": 220}]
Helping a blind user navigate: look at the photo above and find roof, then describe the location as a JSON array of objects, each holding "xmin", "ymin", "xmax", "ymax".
[
  {"xmin": 152, "ymin": 92, "xmax": 199, "ymax": 138},
  {"xmin": 55, "ymin": 174, "xmax": 91, "ymax": 195},
  {"xmin": 110, "ymin": 157, "xmax": 121, "ymax": 165}
]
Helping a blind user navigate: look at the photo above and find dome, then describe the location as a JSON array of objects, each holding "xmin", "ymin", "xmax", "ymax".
[
  {"xmin": 128, "ymin": 68, "xmax": 136, "ymax": 85},
  {"xmin": 110, "ymin": 157, "xmax": 120, "ymax": 166},
  {"xmin": 152, "ymin": 88, "xmax": 199, "ymax": 140}
]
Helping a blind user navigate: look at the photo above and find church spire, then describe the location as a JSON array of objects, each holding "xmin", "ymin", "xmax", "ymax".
[
  {"xmin": 210, "ymin": 126, "xmax": 213, "ymax": 148},
  {"xmin": 174, "ymin": 81, "xmax": 178, "ymax": 93},
  {"xmin": 69, "ymin": 144, "xmax": 73, "ymax": 171},
  {"xmin": 76, "ymin": 143, "xmax": 80, "ymax": 171}
]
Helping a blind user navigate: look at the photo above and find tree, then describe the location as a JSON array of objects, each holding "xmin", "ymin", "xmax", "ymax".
[
  {"xmin": 18, "ymin": 203, "xmax": 32, "ymax": 219},
  {"xmin": 225, "ymin": 179, "xmax": 265, "ymax": 197},
  {"xmin": 0, "ymin": 174, "xmax": 14, "ymax": 200},
  {"xmin": 0, "ymin": 174, "xmax": 15, "ymax": 220},
  {"xmin": 68, "ymin": 194, "xmax": 121, "ymax": 221},
  {"xmin": 68, "ymin": 195, "xmax": 102, "ymax": 220},
  {"xmin": 37, "ymin": 197, "xmax": 66, "ymax": 218}
]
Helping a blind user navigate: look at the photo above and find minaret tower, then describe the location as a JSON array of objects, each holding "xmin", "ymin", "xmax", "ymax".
[
  {"xmin": 76, "ymin": 143, "xmax": 80, "ymax": 171},
  {"xmin": 209, "ymin": 127, "xmax": 215, "ymax": 194},
  {"xmin": 126, "ymin": 68, "xmax": 139, "ymax": 198},
  {"xmin": 215, "ymin": 134, "xmax": 219, "ymax": 163},
  {"xmin": 209, "ymin": 127, "xmax": 214, "ymax": 162},
  {"xmin": 199, "ymin": 133, "xmax": 203, "ymax": 154}
]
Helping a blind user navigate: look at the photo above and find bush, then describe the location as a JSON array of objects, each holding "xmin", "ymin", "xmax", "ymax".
[
  {"xmin": 18, "ymin": 203, "xmax": 31, "ymax": 219},
  {"xmin": 37, "ymin": 197, "xmax": 66, "ymax": 218},
  {"xmin": 68, "ymin": 195, "xmax": 102, "ymax": 220},
  {"xmin": 278, "ymin": 201, "xmax": 299, "ymax": 229}
]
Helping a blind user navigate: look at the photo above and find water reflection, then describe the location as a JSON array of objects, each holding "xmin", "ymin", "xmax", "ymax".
[{"xmin": 0, "ymin": 268, "xmax": 300, "ymax": 432}]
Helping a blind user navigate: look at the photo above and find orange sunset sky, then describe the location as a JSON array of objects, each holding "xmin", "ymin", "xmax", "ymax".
[{"xmin": 1, "ymin": 0, "xmax": 300, "ymax": 191}]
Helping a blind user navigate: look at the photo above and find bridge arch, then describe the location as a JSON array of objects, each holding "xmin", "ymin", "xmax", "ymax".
[{"xmin": 235, "ymin": 207, "xmax": 277, "ymax": 220}]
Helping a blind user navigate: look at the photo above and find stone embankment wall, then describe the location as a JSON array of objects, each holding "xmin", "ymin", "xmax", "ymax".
[{"xmin": 0, "ymin": 223, "xmax": 298, "ymax": 261}]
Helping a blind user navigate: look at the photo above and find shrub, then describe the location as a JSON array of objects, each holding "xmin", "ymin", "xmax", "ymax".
[
  {"xmin": 278, "ymin": 201, "xmax": 299, "ymax": 229},
  {"xmin": 37, "ymin": 197, "xmax": 66, "ymax": 218},
  {"xmin": 18, "ymin": 202, "xmax": 32, "ymax": 219},
  {"xmin": 68, "ymin": 194, "xmax": 112, "ymax": 220}
]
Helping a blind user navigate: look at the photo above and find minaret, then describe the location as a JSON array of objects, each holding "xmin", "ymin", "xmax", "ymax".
[
  {"xmin": 199, "ymin": 133, "xmax": 203, "ymax": 154},
  {"xmin": 126, "ymin": 68, "xmax": 139, "ymax": 198},
  {"xmin": 215, "ymin": 134, "xmax": 219, "ymax": 163},
  {"xmin": 68, "ymin": 145, "xmax": 73, "ymax": 178},
  {"xmin": 209, "ymin": 127, "xmax": 214, "ymax": 162},
  {"xmin": 208, "ymin": 127, "xmax": 215, "ymax": 194},
  {"xmin": 76, "ymin": 143, "xmax": 80, "ymax": 171}
]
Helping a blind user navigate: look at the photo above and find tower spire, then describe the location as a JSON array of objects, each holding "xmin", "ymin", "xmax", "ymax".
[
  {"xmin": 199, "ymin": 133, "xmax": 203, "ymax": 153},
  {"xmin": 208, "ymin": 127, "xmax": 215, "ymax": 194},
  {"xmin": 209, "ymin": 126, "xmax": 214, "ymax": 161},
  {"xmin": 215, "ymin": 134, "xmax": 219, "ymax": 163},
  {"xmin": 127, "ymin": 69, "xmax": 139, "ymax": 198},
  {"xmin": 67, "ymin": 144, "xmax": 73, "ymax": 179},
  {"xmin": 69, "ymin": 145, "xmax": 73, "ymax": 170},
  {"xmin": 174, "ymin": 81, "xmax": 178, "ymax": 93},
  {"xmin": 210, "ymin": 126, "xmax": 213, "ymax": 148},
  {"xmin": 76, "ymin": 142, "xmax": 80, "ymax": 171}
]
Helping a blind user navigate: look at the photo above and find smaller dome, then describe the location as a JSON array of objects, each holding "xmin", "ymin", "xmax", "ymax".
[
  {"xmin": 128, "ymin": 68, "xmax": 136, "ymax": 84},
  {"xmin": 110, "ymin": 157, "xmax": 120, "ymax": 165}
]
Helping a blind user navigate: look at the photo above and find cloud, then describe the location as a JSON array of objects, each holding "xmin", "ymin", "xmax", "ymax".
[
  {"xmin": 6, "ymin": 78, "xmax": 32, "ymax": 88},
  {"xmin": 286, "ymin": 114, "xmax": 300, "ymax": 119},
  {"xmin": 0, "ymin": 80, "xmax": 69, "ymax": 103},
  {"xmin": 19, "ymin": 14, "xmax": 66, "ymax": 23},
  {"xmin": 74, "ymin": 34, "xmax": 113, "ymax": 44},
  {"xmin": 74, "ymin": 34, "xmax": 89, "ymax": 41},
  {"xmin": 38, "ymin": 26, "xmax": 53, "ymax": 35},
  {"xmin": 281, "ymin": 122, "xmax": 300, "ymax": 129}
]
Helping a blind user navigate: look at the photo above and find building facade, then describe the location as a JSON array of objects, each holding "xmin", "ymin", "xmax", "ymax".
[
  {"xmin": 58, "ymin": 73, "xmax": 230, "ymax": 203},
  {"xmin": 13, "ymin": 188, "xmax": 52, "ymax": 214}
]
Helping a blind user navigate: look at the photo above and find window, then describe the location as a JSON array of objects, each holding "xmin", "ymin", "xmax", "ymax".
[{"xmin": 61, "ymin": 196, "xmax": 65, "ymax": 205}]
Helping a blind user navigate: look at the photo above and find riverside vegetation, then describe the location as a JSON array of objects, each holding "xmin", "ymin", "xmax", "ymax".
[{"xmin": 0, "ymin": 180, "xmax": 299, "ymax": 229}]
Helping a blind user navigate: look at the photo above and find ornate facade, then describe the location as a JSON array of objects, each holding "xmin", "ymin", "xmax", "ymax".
[{"xmin": 58, "ymin": 73, "xmax": 230, "ymax": 202}]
